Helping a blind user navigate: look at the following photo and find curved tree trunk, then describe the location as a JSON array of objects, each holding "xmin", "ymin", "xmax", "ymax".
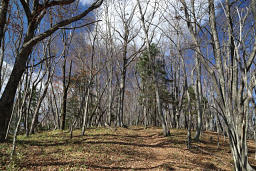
[
  {"xmin": 0, "ymin": 46, "xmax": 33, "ymax": 141},
  {"xmin": 228, "ymin": 126, "xmax": 254, "ymax": 171}
]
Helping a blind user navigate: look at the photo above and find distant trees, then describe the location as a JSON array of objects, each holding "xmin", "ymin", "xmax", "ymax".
[
  {"xmin": 137, "ymin": 45, "xmax": 156, "ymax": 127},
  {"xmin": 137, "ymin": 44, "xmax": 171, "ymax": 128},
  {"xmin": 136, "ymin": 0, "xmax": 170, "ymax": 136}
]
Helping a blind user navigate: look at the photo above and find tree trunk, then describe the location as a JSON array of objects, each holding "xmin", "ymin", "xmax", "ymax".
[
  {"xmin": 51, "ymin": 82, "xmax": 60, "ymax": 129},
  {"xmin": 172, "ymin": 105, "xmax": 177, "ymax": 128},
  {"xmin": 82, "ymin": 88, "xmax": 90, "ymax": 135},
  {"xmin": 29, "ymin": 82, "xmax": 50, "ymax": 135},
  {"xmin": 60, "ymin": 57, "xmax": 67, "ymax": 130},
  {"xmin": 155, "ymin": 83, "xmax": 170, "ymax": 136},
  {"xmin": 107, "ymin": 65, "xmax": 113, "ymax": 125},
  {"xmin": 254, "ymin": 130, "xmax": 256, "ymax": 160},
  {"xmin": 60, "ymin": 89, "xmax": 68, "ymax": 130},
  {"xmin": 0, "ymin": 47, "xmax": 32, "ymax": 141},
  {"xmin": 0, "ymin": 35, "xmax": 5, "ymax": 90},
  {"xmin": 118, "ymin": 41, "xmax": 128, "ymax": 127},
  {"xmin": 194, "ymin": 56, "xmax": 202, "ymax": 141},
  {"xmin": 187, "ymin": 91, "xmax": 192, "ymax": 149},
  {"xmin": 228, "ymin": 127, "xmax": 254, "ymax": 171},
  {"xmin": 143, "ymin": 104, "xmax": 147, "ymax": 128},
  {"xmin": 0, "ymin": 0, "xmax": 9, "ymax": 47},
  {"xmin": 118, "ymin": 70, "xmax": 126, "ymax": 127}
]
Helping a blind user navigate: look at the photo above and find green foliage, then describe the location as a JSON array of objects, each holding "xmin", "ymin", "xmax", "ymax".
[
  {"xmin": 25, "ymin": 88, "xmax": 40, "ymax": 130},
  {"xmin": 182, "ymin": 86, "xmax": 208, "ymax": 115},
  {"xmin": 66, "ymin": 94, "xmax": 80, "ymax": 127},
  {"xmin": 188, "ymin": 86, "xmax": 196, "ymax": 101},
  {"xmin": 136, "ymin": 43, "xmax": 161, "ymax": 81},
  {"xmin": 29, "ymin": 88, "xmax": 40, "ymax": 111},
  {"xmin": 9, "ymin": 88, "xmax": 40, "ymax": 134},
  {"xmin": 136, "ymin": 44, "xmax": 172, "ymax": 112}
]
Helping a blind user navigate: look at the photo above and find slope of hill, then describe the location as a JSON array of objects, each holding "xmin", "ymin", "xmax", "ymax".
[{"xmin": 1, "ymin": 127, "xmax": 256, "ymax": 170}]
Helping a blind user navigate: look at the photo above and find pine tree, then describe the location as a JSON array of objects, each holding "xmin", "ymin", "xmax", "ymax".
[{"xmin": 137, "ymin": 44, "xmax": 171, "ymax": 126}]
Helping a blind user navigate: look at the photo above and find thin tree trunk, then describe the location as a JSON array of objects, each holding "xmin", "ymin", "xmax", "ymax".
[
  {"xmin": 107, "ymin": 65, "xmax": 113, "ymax": 125},
  {"xmin": 29, "ymin": 56, "xmax": 56, "ymax": 134},
  {"xmin": 118, "ymin": 37, "xmax": 128, "ymax": 127},
  {"xmin": 143, "ymin": 101, "xmax": 147, "ymax": 128},
  {"xmin": 194, "ymin": 54, "xmax": 203, "ymax": 141},
  {"xmin": 187, "ymin": 90, "xmax": 192, "ymax": 149},
  {"xmin": 60, "ymin": 57, "xmax": 67, "ymax": 130},
  {"xmin": 29, "ymin": 82, "xmax": 50, "ymax": 134},
  {"xmin": 5, "ymin": 101, "xmax": 16, "ymax": 140},
  {"xmin": 51, "ymin": 82, "xmax": 60, "ymax": 129},
  {"xmin": 82, "ymin": 88, "xmax": 90, "ymax": 136},
  {"xmin": 10, "ymin": 112, "xmax": 22, "ymax": 159},
  {"xmin": 60, "ymin": 59, "xmax": 72, "ymax": 130},
  {"xmin": 11, "ymin": 72, "xmax": 30, "ymax": 158},
  {"xmin": 119, "ymin": 70, "xmax": 126, "ymax": 127}
]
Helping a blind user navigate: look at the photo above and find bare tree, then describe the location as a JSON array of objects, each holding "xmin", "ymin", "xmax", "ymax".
[
  {"xmin": 60, "ymin": 30, "xmax": 74, "ymax": 130},
  {"xmin": 29, "ymin": 45, "xmax": 58, "ymax": 135},
  {"xmin": 0, "ymin": 0, "xmax": 9, "ymax": 47},
  {"xmin": 81, "ymin": 26, "xmax": 98, "ymax": 135},
  {"xmin": 180, "ymin": 0, "xmax": 256, "ymax": 170},
  {"xmin": 0, "ymin": 0, "xmax": 103, "ymax": 142}
]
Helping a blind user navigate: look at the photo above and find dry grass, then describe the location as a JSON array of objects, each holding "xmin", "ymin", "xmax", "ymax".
[{"xmin": 1, "ymin": 127, "xmax": 256, "ymax": 170}]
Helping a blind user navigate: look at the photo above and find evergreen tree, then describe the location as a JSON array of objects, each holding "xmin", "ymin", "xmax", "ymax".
[{"xmin": 137, "ymin": 44, "xmax": 171, "ymax": 125}]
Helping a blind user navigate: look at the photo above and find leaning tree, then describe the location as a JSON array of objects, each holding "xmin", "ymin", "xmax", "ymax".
[
  {"xmin": 0, "ymin": 0, "xmax": 104, "ymax": 142},
  {"xmin": 180, "ymin": 0, "xmax": 256, "ymax": 170}
]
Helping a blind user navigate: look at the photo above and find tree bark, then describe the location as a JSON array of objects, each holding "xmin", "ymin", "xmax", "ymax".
[
  {"xmin": 0, "ymin": 0, "xmax": 9, "ymax": 48},
  {"xmin": 82, "ymin": 86, "xmax": 90, "ymax": 136},
  {"xmin": 194, "ymin": 55, "xmax": 203, "ymax": 141},
  {"xmin": 60, "ymin": 59, "xmax": 72, "ymax": 130}
]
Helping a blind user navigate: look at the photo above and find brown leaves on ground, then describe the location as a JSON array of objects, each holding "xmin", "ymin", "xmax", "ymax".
[{"xmin": 1, "ymin": 127, "xmax": 256, "ymax": 170}]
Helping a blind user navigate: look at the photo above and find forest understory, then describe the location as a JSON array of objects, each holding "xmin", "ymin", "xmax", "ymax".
[{"xmin": 1, "ymin": 127, "xmax": 256, "ymax": 171}]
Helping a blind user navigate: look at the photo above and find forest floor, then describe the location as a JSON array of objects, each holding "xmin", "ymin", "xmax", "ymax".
[{"xmin": 1, "ymin": 127, "xmax": 256, "ymax": 171}]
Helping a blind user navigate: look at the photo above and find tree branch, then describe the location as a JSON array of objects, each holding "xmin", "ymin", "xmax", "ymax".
[{"xmin": 23, "ymin": 0, "xmax": 103, "ymax": 49}]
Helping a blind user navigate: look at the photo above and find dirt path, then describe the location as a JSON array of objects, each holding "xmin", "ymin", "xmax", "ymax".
[
  {"xmin": 1, "ymin": 127, "xmax": 256, "ymax": 170},
  {"xmin": 108, "ymin": 128, "xmax": 230, "ymax": 171}
]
